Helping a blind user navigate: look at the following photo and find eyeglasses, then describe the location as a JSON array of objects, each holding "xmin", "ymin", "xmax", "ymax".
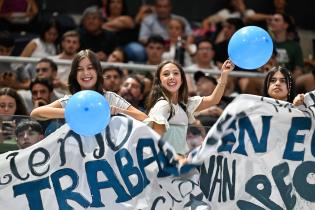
[{"xmin": 36, "ymin": 67, "xmax": 49, "ymax": 73}]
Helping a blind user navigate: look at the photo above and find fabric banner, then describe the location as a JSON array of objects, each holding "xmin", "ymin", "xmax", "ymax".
[
  {"xmin": 0, "ymin": 114, "xmax": 210, "ymax": 210},
  {"xmin": 191, "ymin": 91, "xmax": 315, "ymax": 210}
]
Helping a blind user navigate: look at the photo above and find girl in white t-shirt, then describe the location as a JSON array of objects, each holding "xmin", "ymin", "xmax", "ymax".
[
  {"xmin": 30, "ymin": 49, "xmax": 147, "ymax": 122},
  {"xmin": 145, "ymin": 59, "xmax": 234, "ymax": 155}
]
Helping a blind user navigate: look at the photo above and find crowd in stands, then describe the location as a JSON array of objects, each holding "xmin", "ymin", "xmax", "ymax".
[{"xmin": 0, "ymin": 0, "xmax": 314, "ymax": 153}]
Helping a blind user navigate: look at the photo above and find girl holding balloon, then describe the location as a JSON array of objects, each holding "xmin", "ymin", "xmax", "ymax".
[
  {"xmin": 144, "ymin": 59, "xmax": 234, "ymax": 155},
  {"xmin": 30, "ymin": 49, "xmax": 148, "ymax": 122}
]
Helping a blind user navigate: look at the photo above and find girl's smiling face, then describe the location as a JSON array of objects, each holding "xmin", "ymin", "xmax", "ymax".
[
  {"xmin": 76, "ymin": 57, "xmax": 98, "ymax": 90},
  {"xmin": 159, "ymin": 63, "xmax": 182, "ymax": 97}
]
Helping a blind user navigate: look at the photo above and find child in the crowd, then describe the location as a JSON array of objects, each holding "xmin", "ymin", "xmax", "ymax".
[
  {"xmin": 30, "ymin": 49, "xmax": 148, "ymax": 122},
  {"xmin": 145, "ymin": 59, "xmax": 234, "ymax": 155}
]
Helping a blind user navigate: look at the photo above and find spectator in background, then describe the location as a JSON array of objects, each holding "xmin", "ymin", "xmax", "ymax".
[
  {"xmin": 30, "ymin": 77, "xmax": 54, "ymax": 110},
  {"xmin": 295, "ymin": 58, "xmax": 315, "ymax": 94},
  {"xmin": 0, "ymin": 87, "xmax": 28, "ymax": 143},
  {"xmin": 267, "ymin": 13, "xmax": 304, "ymax": 78},
  {"xmin": 0, "ymin": 87, "xmax": 28, "ymax": 117},
  {"xmin": 102, "ymin": 65, "xmax": 123, "ymax": 93},
  {"xmin": 102, "ymin": 0, "xmax": 135, "ymax": 35},
  {"xmin": 18, "ymin": 58, "xmax": 63, "ymax": 113},
  {"xmin": 145, "ymin": 35, "xmax": 165, "ymax": 65},
  {"xmin": 107, "ymin": 47, "xmax": 127, "ymax": 63},
  {"xmin": 193, "ymin": 71, "xmax": 233, "ymax": 131},
  {"xmin": 15, "ymin": 119, "xmax": 44, "ymax": 149},
  {"xmin": 0, "ymin": 31, "xmax": 30, "ymax": 89},
  {"xmin": 119, "ymin": 74, "xmax": 145, "ymax": 111},
  {"xmin": 51, "ymin": 30, "xmax": 80, "ymax": 94},
  {"xmin": 139, "ymin": 0, "xmax": 193, "ymax": 45},
  {"xmin": 186, "ymin": 38, "xmax": 219, "ymax": 95},
  {"xmin": 0, "ymin": 0, "xmax": 38, "ymax": 32},
  {"xmin": 213, "ymin": 17, "xmax": 244, "ymax": 66},
  {"xmin": 162, "ymin": 17, "xmax": 194, "ymax": 67},
  {"xmin": 79, "ymin": 6, "xmax": 117, "ymax": 61},
  {"xmin": 20, "ymin": 18, "xmax": 59, "ymax": 58}
]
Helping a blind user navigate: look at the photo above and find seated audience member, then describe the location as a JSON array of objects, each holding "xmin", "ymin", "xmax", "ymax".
[
  {"xmin": 0, "ymin": 0, "xmax": 38, "ymax": 32},
  {"xmin": 30, "ymin": 77, "xmax": 54, "ymax": 111},
  {"xmin": 193, "ymin": 71, "xmax": 233, "ymax": 131},
  {"xmin": 15, "ymin": 119, "xmax": 44, "ymax": 149},
  {"xmin": 162, "ymin": 17, "xmax": 194, "ymax": 67},
  {"xmin": 145, "ymin": 35, "xmax": 165, "ymax": 65},
  {"xmin": 107, "ymin": 47, "xmax": 127, "ymax": 63},
  {"xmin": 119, "ymin": 74, "xmax": 145, "ymax": 112},
  {"xmin": 102, "ymin": 0, "xmax": 136, "ymax": 47},
  {"xmin": 187, "ymin": 38, "xmax": 219, "ymax": 95},
  {"xmin": 139, "ymin": 0, "xmax": 193, "ymax": 44},
  {"xmin": 79, "ymin": 6, "xmax": 117, "ymax": 61},
  {"xmin": 102, "ymin": 66, "xmax": 124, "ymax": 93},
  {"xmin": 0, "ymin": 87, "xmax": 28, "ymax": 143},
  {"xmin": 295, "ymin": 58, "xmax": 315, "ymax": 94},
  {"xmin": 0, "ymin": 31, "xmax": 30, "ymax": 89},
  {"xmin": 20, "ymin": 18, "xmax": 59, "ymax": 58},
  {"xmin": 18, "ymin": 58, "xmax": 64, "ymax": 113},
  {"xmin": 213, "ymin": 17, "xmax": 244, "ymax": 66},
  {"xmin": 267, "ymin": 13, "xmax": 303, "ymax": 78},
  {"xmin": 50, "ymin": 30, "xmax": 80, "ymax": 93}
]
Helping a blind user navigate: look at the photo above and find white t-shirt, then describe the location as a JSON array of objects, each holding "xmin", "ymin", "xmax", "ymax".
[{"xmin": 145, "ymin": 96, "xmax": 203, "ymax": 154}]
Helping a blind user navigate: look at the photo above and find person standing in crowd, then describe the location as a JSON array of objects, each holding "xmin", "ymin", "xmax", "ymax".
[
  {"xmin": 15, "ymin": 119, "xmax": 44, "ymax": 149},
  {"xmin": 102, "ymin": 65, "xmax": 124, "ymax": 93},
  {"xmin": 79, "ymin": 6, "xmax": 117, "ymax": 61},
  {"xmin": 145, "ymin": 59, "xmax": 234, "ymax": 155},
  {"xmin": 30, "ymin": 49, "xmax": 148, "ymax": 122}
]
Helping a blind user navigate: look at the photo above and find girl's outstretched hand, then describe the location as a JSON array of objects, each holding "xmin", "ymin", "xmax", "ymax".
[{"xmin": 221, "ymin": 59, "xmax": 235, "ymax": 74}]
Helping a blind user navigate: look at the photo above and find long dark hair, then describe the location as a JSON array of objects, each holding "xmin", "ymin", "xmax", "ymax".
[
  {"xmin": 146, "ymin": 60, "xmax": 188, "ymax": 114},
  {"xmin": 68, "ymin": 49, "xmax": 104, "ymax": 94},
  {"xmin": 263, "ymin": 66, "xmax": 296, "ymax": 102},
  {"xmin": 0, "ymin": 87, "xmax": 28, "ymax": 115}
]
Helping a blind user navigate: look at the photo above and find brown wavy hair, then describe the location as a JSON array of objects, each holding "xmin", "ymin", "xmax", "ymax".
[{"xmin": 146, "ymin": 60, "xmax": 188, "ymax": 114}]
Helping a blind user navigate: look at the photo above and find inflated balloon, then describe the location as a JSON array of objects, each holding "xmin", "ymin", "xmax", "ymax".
[
  {"xmin": 65, "ymin": 90, "xmax": 110, "ymax": 136},
  {"xmin": 228, "ymin": 26, "xmax": 273, "ymax": 70}
]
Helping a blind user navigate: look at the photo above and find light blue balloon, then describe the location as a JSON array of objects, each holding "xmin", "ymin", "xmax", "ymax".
[
  {"xmin": 65, "ymin": 90, "xmax": 110, "ymax": 136},
  {"xmin": 228, "ymin": 26, "xmax": 273, "ymax": 70}
]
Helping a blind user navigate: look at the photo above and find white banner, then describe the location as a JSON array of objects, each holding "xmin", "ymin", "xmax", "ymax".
[
  {"xmin": 0, "ymin": 115, "xmax": 210, "ymax": 210},
  {"xmin": 191, "ymin": 91, "xmax": 315, "ymax": 210}
]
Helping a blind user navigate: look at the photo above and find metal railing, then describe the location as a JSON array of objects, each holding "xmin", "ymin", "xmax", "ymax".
[{"xmin": 0, "ymin": 56, "xmax": 266, "ymax": 78}]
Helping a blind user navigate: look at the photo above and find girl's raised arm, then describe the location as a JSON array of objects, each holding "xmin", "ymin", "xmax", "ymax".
[{"xmin": 196, "ymin": 59, "xmax": 234, "ymax": 111}]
